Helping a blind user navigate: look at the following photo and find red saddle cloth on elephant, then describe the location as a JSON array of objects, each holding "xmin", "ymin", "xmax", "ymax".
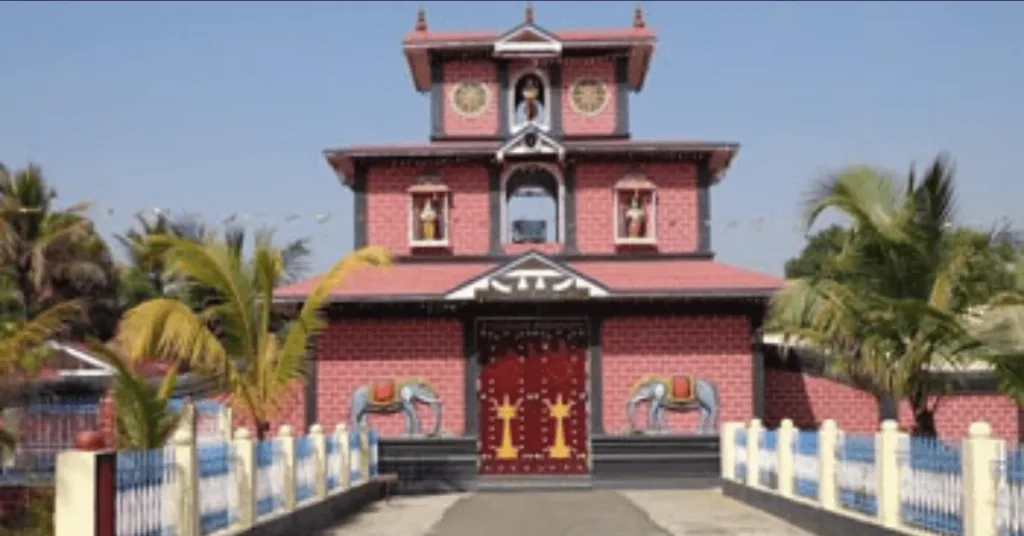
[
  {"xmin": 667, "ymin": 376, "xmax": 696, "ymax": 404},
  {"xmin": 370, "ymin": 380, "xmax": 399, "ymax": 405}
]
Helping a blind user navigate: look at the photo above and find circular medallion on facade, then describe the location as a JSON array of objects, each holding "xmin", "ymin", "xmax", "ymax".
[
  {"xmin": 570, "ymin": 78, "xmax": 609, "ymax": 115},
  {"xmin": 451, "ymin": 81, "xmax": 490, "ymax": 117}
]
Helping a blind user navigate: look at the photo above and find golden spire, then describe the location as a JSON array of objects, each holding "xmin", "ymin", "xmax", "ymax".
[
  {"xmin": 633, "ymin": 2, "xmax": 646, "ymax": 29},
  {"xmin": 525, "ymin": 2, "xmax": 535, "ymax": 24},
  {"xmin": 414, "ymin": 6, "xmax": 428, "ymax": 32}
]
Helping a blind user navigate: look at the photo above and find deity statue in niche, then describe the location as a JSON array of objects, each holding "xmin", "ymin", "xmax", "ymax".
[
  {"xmin": 419, "ymin": 197, "xmax": 438, "ymax": 240},
  {"xmin": 625, "ymin": 192, "xmax": 647, "ymax": 238},
  {"xmin": 514, "ymin": 75, "xmax": 545, "ymax": 126}
]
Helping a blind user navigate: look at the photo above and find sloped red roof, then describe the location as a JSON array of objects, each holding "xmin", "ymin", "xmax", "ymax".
[{"xmin": 274, "ymin": 256, "xmax": 783, "ymax": 302}]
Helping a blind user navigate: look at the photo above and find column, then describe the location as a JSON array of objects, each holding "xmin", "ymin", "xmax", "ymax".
[
  {"xmin": 720, "ymin": 422, "xmax": 742, "ymax": 481},
  {"xmin": 310, "ymin": 424, "xmax": 327, "ymax": 499},
  {"xmin": 777, "ymin": 419, "xmax": 795, "ymax": 497},
  {"xmin": 277, "ymin": 425, "xmax": 296, "ymax": 511},
  {"xmin": 336, "ymin": 424, "xmax": 351, "ymax": 490},
  {"xmin": 818, "ymin": 419, "xmax": 839, "ymax": 511},
  {"xmin": 963, "ymin": 422, "xmax": 999, "ymax": 536},
  {"xmin": 876, "ymin": 420, "xmax": 901, "ymax": 528},
  {"xmin": 746, "ymin": 419, "xmax": 762, "ymax": 487},
  {"xmin": 233, "ymin": 428, "xmax": 256, "ymax": 530}
]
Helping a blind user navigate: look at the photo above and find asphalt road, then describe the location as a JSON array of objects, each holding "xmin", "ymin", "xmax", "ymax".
[{"xmin": 319, "ymin": 489, "xmax": 814, "ymax": 536}]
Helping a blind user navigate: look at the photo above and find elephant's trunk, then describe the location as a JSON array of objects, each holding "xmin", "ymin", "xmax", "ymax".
[{"xmin": 625, "ymin": 397, "xmax": 641, "ymax": 431}]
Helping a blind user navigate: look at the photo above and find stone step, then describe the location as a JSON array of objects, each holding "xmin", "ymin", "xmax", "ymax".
[{"xmin": 475, "ymin": 475, "xmax": 593, "ymax": 492}]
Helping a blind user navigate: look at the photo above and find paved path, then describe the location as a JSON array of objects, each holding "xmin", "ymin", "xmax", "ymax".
[{"xmin": 319, "ymin": 489, "xmax": 813, "ymax": 536}]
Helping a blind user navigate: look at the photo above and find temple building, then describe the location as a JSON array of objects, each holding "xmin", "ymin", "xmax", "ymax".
[{"xmin": 274, "ymin": 6, "xmax": 783, "ymax": 488}]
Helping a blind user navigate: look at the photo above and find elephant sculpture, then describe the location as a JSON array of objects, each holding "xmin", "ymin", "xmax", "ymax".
[
  {"xmin": 350, "ymin": 378, "xmax": 443, "ymax": 437},
  {"xmin": 625, "ymin": 375, "xmax": 720, "ymax": 435}
]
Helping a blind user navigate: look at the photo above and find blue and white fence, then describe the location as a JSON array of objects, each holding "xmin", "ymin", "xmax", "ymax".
[
  {"xmin": 998, "ymin": 446, "xmax": 1024, "ymax": 536},
  {"xmin": 722, "ymin": 419, "xmax": 1004, "ymax": 536},
  {"xmin": 758, "ymin": 429, "xmax": 779, "ymax": 490},
  {"xmin": 294, "ymin": 435, "xmax": 316, "ymax": 504},
  {"xmin": 836, "ymin": 433, "xmax": 878, "ymax": 517},
  {"xmin": 325, "ymin": 432, "xmax": 342, "ymax": 491},
  {"xmin": 793, "ymin": 430, "xmax": 819, "ymax": 500},
  {"xmin": 197, "ymin": 441, "xmax": 238, "ymax": 535},
  {"xmin": 115, "ymin": 446, "xmax": 178, "ymax": 536},
  {"xmin": 255, "ymin": 440, "xmax": 284, "ymax": 518}
]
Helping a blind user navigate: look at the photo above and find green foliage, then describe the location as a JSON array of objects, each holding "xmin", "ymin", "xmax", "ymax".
[
  {"xmin": 783, "ymin": 225, "xmax": 850, "ymax": 279},
  {"xmin": 769, "ymin": 154, "xmax": 1015, "ymax": 436},
  {"xmin": 116, "ymin": 232, "xmax": 390, "ymax": 439},
  {"xmin": 86, "ymin": 340, "xmax": 181, "ymax": 450}
]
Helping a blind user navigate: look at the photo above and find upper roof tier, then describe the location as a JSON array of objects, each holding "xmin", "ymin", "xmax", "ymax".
[{"xmin": 403, "ymin": 4, "xmax": 656, "ymax": 93}]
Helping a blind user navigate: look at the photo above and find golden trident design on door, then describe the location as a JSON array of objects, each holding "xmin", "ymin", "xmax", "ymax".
[{"xmin": 477, "ymin": 321, "xmax": 590, "ymax": 476}]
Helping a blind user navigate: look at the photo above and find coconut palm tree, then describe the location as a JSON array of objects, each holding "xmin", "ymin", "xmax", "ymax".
[
  {"xmin": 768, "ymin": 155, "xmax": 1010, "ymax": 436},
  {"xmin": 86, "ymin": 341, "xmax": 181, "ymax": 450},
  {"xmin": 116, "ymin": 232, "xmax": 390, "ymax": 439},
  {"xmin": 0, "ymin": 163, "xmax": 118, "ymax": 337}
]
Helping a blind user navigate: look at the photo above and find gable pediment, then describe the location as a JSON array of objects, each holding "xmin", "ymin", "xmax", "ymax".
[
  {"xmin": 496, "ymin": 128, "xmax": 565, "ymax": 163},
  {"xmin": 445, "ymin": 252, "xmax": 608, "ymax": 301},
  {"xmin": 494, "ymin": 23, "xmax": 562, "ymax": 58}
]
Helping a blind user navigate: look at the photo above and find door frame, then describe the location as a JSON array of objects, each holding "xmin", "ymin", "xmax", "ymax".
[{"xmin": 472, "ymin": 316, "xmax": 593, "ymax": 474}]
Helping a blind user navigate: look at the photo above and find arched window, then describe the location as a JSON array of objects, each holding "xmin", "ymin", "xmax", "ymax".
[
  {"xmin": 509, "ymin": 71, "xmax": 550, "ymax": 132},
  {"xmin": 502, "ymin": 165, "xmax": 562, "ymax": 245}
]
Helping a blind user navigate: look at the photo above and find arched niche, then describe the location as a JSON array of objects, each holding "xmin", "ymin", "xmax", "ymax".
[
  {"xmin": 501, "ymin": 164, "xmax": 563, "ymax": 245},
  {"xmin": 509, "ymin": 70, "xmax": 551, "ymax": 133}
]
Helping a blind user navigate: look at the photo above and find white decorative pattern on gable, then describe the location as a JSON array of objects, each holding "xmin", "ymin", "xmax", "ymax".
[
  {"xmin": 445, "ymin": 252, "xmax": 608, "ymax": 301},
  {"xmin": 496, "ymin": 127, "xmax": 565, "ymax": 163},
  {"xmin": 494, "ymin": 23, "xmax": 562, "ymax": 58}
]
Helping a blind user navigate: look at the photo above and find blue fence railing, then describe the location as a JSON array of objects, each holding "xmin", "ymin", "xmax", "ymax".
[
  {"xmin": 255, "ymin": 441, "xmax": 283, "ymax": 518},
  {"xmin": 734, "ymin": 428, "xmax": 747, "ymax": 482},
  {"xmin": 758, "ymin": 429, "xmax": 779, "ymax": 489},
  {"xmin": 325, "ymin": 434, "xmax": 341, "ymax": 491},
  {"xmin": 836, "ymin": 434, "xmax": 878, "ymax": 517},
  {"xmin": 294, "ymin": 436, "xmax": 316, "ymax": 503},
  {"xmin": 116, "ymin": 447, "xmax": 178, "ymax": 536},
  {"xmin": 1000, "ymin": 448, "xmax": 1024, "ymax": 536},
  {"xmin": 793, "ymin": 430, "xmax": 820, "ymax": 500},
  {"xmin": 197, "ymin": 442, "xmax": 236, "ymax": 535},
  {"xmin": 899, "ymin": 437, "xmax": 963, "ymax": 536}
]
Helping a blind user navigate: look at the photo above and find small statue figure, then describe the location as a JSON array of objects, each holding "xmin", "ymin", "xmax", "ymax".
[
  {"xmin": 420, "ymin": 197, "xmax": 438, "ymax": 240},
  {"xmin": 625, "ymin": 192, "xmax": 646, "ymax": 238},
  {"xmin": 521, "ymin": 78, "xmax": 540, "ymax": 122}
]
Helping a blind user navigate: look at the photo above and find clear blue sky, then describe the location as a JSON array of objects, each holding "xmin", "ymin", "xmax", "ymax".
[{"xmin": 2, "ymin": 1, "xmax": 1022, "ymax": 277}]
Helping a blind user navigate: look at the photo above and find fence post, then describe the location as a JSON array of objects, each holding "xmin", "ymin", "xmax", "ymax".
[
  {"xmin": 218, "ymin": 406, "xmax": 233, "ymax": 441},
  {"xmin": 720, "ymin": 422, "xmax": 741, "ymax": 480},
  {"xmin": 963, "ymin": 422, "xmax": 999, "ymax": 536},
  {"xmin": 746, "ymin": 419, "xmax": 762, "ymax": 487},
  {"xmin": 55, "ymin": 441, "xmax": 115, "ymax": 536},
  {"xmin": 336, "ymin": 424, "xmax": 351, "ymax": 489},
  {"xmin": 876, "ymin": 419, "xmax": 901, "ymax": 528},
  {"xmin": 818, "ymin": 419, "xmax": 839, "ymax": 511},
  {"xmin": 359, "ymin": 425, "xmax": 371, "ymax": 481},
  {"xmin": 777, "ymin": 419, "xmax": 795, "ymax": 497},
  {"xmin": 310, "ymin": 424, "xmax": 327, "ymax": 499},
  {"xmin": 369, "ymin": 428, "xmax": 379, "ymax": 478},
  {"xmin": 172, "ymin": 407, "xmax": 200, "ymax": 536},
  {"xmin": 277, "ymin": 425, "xmax": 296, "ymax": 511},
  {"xmin": 232, "ymin": 428, "xmax": 255, "ymax": 530}
]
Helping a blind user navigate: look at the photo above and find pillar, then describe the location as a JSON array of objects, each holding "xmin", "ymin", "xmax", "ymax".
[
  {"xmin": 310, "ymin": 424, "xmax": 327, "ymax": 499},
  {"xmin": 818, "ymin": 419, "xmax": 839, "ymax": 511},
  {"xmin": 277, "ymin": 425, "xmax": 296, "ymax": 512},
  {"xmin": 876, "ymin": 420, "xmax": 901, "ymax": 528},
  {"xmin": 232, "ymin": 428, "xmax": 256, "ymax": 530},
  {"xmin": 963, "ymin": 422, "xmax": 999, "ymax": 536},
  {"xmin": 777, "ymin": 419, "xmax": 795, "ymax": 497},
  {"xmin": 746, "ymin": 419, "xmax": 762, "ymax": 487}
]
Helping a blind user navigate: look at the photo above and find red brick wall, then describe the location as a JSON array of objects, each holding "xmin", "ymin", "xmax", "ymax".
[
  {"xmin": 365, "ymin": 163, "xmax": 490, "ymax": 256},
  {"xmin": 575, "ymin": 161, "xmax": 699, "ymax": 254},
  {"xmin": 229, "ymin": 382, "xmax": 306, "ymax": 438},
  {"xmin": 560, "ymin": 57, "xmax": 618, "ymax": 136},
  {"xmin": 314, "ymin": 319, "xmax": 465, "ymax": 437},
  {"xmin": 602, "ymin": 315, "xmax": 752, "ymax": 434},
  {"xmin": 763, "ymin": 370, "xmax": 879, "ymax": 433},
  {"xmin": 764, "ymin": 370, "xmax": 1021, "ymax": 441},
  {"xmin": 897, "ymin": 396, "xmax": 1019, "ymax": 441},
  {"xmin": 442, "ymin": 60, "xmax": 499, "ymax": 137}
]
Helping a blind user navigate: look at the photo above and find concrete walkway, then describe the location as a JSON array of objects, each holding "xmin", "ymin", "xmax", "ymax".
[{"xmin": 318, "ymin": 489, "xmax": 814, "ymax": 536}]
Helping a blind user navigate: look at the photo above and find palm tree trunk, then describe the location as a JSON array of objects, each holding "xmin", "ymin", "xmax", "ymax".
[
  {"xmin": 909, "ymin": 389, "xmax": 938, "ymax": 437},
  {"xmin": 255, "ymin": 420, "xmax": 271, "ymax": 441}
]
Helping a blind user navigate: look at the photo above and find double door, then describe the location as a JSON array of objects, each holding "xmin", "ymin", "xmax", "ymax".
[{"xmin": 477, "ymin": 324, "xmax": 589, "ymax": 475}]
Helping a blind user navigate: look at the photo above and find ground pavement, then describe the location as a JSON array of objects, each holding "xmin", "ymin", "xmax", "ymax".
[{"xmin": 318, "ymin": 489, "xmax": 814, "ymax": 536}]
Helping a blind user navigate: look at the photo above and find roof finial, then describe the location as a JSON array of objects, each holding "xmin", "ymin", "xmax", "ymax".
[
  {"xmin": 633, "ymin": 2, "xmax": 646, "ymax": 29},
  {"xmin": 525, "ymin": 2, "xmax": 535, "ymax": 24},
  {"xmin": 414, "ymin": 6, "xmax": 428, "ymax": 32}
]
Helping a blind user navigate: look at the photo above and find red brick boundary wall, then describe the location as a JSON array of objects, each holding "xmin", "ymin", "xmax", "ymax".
[
  {"xmin": 602, "ymin": 315, "xmax": 753, "ymax": 434},
  {"xmin": 762, "ymin": 346, "xmax": 1022, "ymax": 441}
]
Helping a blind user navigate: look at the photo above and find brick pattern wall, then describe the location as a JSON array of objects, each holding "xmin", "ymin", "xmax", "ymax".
[
  {"xmin": 575, "ymin": 161, "xmax": 699, "ymax": 254},
  {"xmin": 442, "ymin": 60, "xmax": 499, "ymax": 137},
  {"xmin": 764, "ymin": 370, "xmax": 1021, "ymax": 441},
  {"xmin": 314, "ymin": 319, "xmax": 465, "ymax": 437},
  {"xmin": 229, "ymin": 382, "xmax": 306, "ymax": 437},
  {"xmin": 365, "ymin": 163, "xmax": 490, "ymax": 256},
  {"xmin": 897, "ymin": 396, "xmax": 1019, "ymax": 441},
  {"xmin": 602, "ymin": 315, "xmax": 752, "ymax": 434},
  {"xmin": 561, "ymin": 57, "xmax": 618, "ymax": 135},
  {"xmin": 763, "ymin": 370, "xmax": 879, "ymax": 433}
]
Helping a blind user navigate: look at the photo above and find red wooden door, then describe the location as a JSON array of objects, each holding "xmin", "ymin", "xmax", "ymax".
[
  {"xmin": 524, "ymin": 337, "xmax": 589, "ymax": 475},
  {"xmin": 478, "ymin": 321, "xmax": 590, "ymax": 476},
  {"xmin": 478, "ymin": 342, "xmax": 527, "ymax": 476}
]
